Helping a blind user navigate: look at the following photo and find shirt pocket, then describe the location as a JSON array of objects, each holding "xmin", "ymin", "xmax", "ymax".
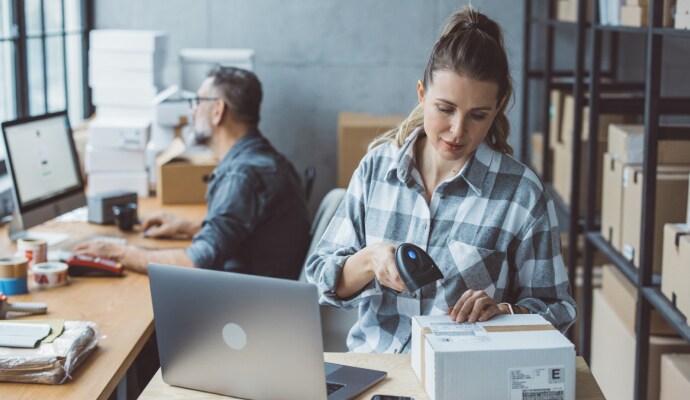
[{"xmin": 444, "ymin": 240, "xmax": 510, "ymax": 298}]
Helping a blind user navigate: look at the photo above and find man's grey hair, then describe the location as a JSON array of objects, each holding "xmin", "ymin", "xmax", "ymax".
[{"xmin": 208, "ymin": 65, "xmax": 262, "ymax": 126}]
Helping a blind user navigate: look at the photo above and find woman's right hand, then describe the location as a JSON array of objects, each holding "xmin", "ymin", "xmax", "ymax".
[{"xmin": 365, "ymin": 243, "xmax": 407, "ymax": 292}]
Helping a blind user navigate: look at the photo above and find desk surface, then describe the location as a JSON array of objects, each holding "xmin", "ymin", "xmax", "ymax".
[
  {"xmin": 0, "ymin": 198, "xmax": 206, "ymax": 400},
  {"xmin": 140, "ymin": 353, "xmax": 605, "ymax": 400}
]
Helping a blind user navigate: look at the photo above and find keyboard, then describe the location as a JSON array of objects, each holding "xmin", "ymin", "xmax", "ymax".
[{"xmin": 326, "ymin": 382, "xmax": 345, "ymax": 395}]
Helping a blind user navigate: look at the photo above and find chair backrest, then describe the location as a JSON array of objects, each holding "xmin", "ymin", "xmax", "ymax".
[
  {"xmin": 302, "ymin": 166, "xmax": 316, "ymax": 203},
  {"xmin": 299, "ymin": 188, "xmax": 357, "ymax": 352}
]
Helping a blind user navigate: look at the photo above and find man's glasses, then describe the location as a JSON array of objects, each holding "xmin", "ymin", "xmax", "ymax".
[{"xmin": 162, "ymin": 96, "xmax": 220, "ymax": 109}]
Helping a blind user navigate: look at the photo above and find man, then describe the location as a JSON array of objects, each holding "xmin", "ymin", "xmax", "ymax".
[{"xmin": 75, "ymin": 66, "xmax": 310, "ymax": 280}]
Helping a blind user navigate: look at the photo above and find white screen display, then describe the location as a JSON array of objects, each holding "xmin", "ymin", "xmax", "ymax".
[{"xmin": 4, "ymin": 116, "xmax": 80, "ymax": 206}]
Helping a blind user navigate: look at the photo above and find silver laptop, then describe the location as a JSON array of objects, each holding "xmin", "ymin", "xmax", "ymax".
[{"xmin": 149, "ymin": 264, "xmax": 387, "ymax": 400}]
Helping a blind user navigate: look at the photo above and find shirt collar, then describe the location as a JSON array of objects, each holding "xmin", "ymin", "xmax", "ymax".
[
  {"xmin": 385, "ymin": 128, "xmax": 496, "ymax": 196},
  {"xmin": 216, "ymin": 129, "xmax": 261, "ymax": 170}
]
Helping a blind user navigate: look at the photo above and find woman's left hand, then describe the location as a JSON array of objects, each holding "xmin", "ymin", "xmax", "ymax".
[{"xmin": 448, "ymin": 289, "xmax": 505, "ymax": 323}]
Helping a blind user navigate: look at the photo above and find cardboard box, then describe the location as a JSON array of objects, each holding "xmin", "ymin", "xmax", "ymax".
[
  {"xmin": 550, "ymin": 90, "xmax": 566, "ymax": 147},
  {"xmin": 678, "ymin": 13, "xmax": 690, "ymax": 29},
  {"xmin": 96, "ymin": 105, "xmax": 154, "ymax": 120},
  {"xmin": 556, "ymin": 0, "xmax": 593, "ymax": 22},
  {"xmin": 88, "ymin": 116, "xmax": 151, "ymax": 150},
  {"xmin": 687, "ymin": 173, "xmax": 690, "ymax": 225},
  {"xmin": 621, "ymin": 5, "xmax": 645, "ymax": 26},
  {"xmin": 89, "ymin": 50, "xmax": 166, "ymax": 72},
  {"xmin": 530, "ymin": 132, "xmax": 553, "ymax": 178},
  {"xmin": 601, "ymin": 153, "xmax": 629, "ymax": 250},
  {"xmin": 660, "ymin": 354, "xmax": 690, "ymax": 400},
  {"xmin": 608, "ymin": 124, "xmax": 690, "ymax": 164},
  {"xmin": 87, "ymin": 171, "xmax": 149, "ymax": 197},
  {"xmin": 552, "ymin": 137, "xmax": 607, "ymax": 213},
  {"xmin": 337, "ymin": 112, "xmax": 404, "ymax": 187},
  {"xmin": 84, "ymin": 145, "xmax": 146, "ymax": 173},
  {"xmin": 602, "ymin": 264, "xmax": 676, "ymax": 335},
  {"xmin": 411, "ymin": 314, "xmax": 575, "ymax": 400},
  {"xmin": 92, "ymin": 85, "xmax": 160, "ymax": 107},
  {"xmin": 591, "ymin": 289, "xmax": 690, "ymax": 400},
  {"xmin": 89, "ymin": 67, "xmax": 164, "ymax": 88},
  {"xmin": 561, "ymin": 95, "xmax": 632, "ymax": 147},
  {"xmin": 90, "ymin": 30, "xmax": 167, "ymax": 54},
  {"xmin": 661, "ymin": 224, "xmax": 690, "ymax": 319},
  {"xmin": 620, "ymin": 166, "xmax": 690, "ymax": 273},
  {"xmin": 156, "ymin": 138, "xmax": 217, "ymax": 204}
]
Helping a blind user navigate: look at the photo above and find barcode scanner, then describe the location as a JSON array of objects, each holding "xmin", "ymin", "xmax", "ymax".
[{"xmin": 395, "ymin": 243, "xmax": 444, "ymax": 292}]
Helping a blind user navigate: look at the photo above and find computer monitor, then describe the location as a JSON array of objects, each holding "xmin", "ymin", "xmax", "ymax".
[{"xmin": 0, "ymin": 111, "xmax": 86, "ymax": 242}]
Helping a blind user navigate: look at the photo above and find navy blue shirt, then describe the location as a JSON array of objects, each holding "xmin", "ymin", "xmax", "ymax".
[{"xmin": 187, "ymin": 130, "xmax": 310, "ymax": 280}]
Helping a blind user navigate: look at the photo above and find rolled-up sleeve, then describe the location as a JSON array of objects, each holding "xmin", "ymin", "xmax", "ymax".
[
  {"xmin": 305, "ymin": 162, "xmax": 376, "ymax": 309},
  {"xmin": 187, "ymin": 171, "xmax": 262, "ymax": 270},
  {"xmin": 512, "ymin": 198, "xmax": 578, "ymax": 333}
]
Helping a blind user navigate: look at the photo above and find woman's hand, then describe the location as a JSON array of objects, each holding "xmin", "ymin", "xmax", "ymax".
[
  {"xmin": 448, "ymin": 289, "xmax": 506, "ymax": 323},
  {"xmin": 336, "ymin": 242, "xmax": 407, "ymax": 298},
  {"xmin": 366, "ymin": 242, "xmax": 407, "ymax": 292}
]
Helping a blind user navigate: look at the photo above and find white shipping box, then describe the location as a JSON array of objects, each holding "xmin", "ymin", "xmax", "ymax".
[
  {"xmin": 87, "ymin": 171, "xmax": 149, "ymax": 197},
  {"xmin": 91, "ymin": 85, "xmax": 159, "ymax": 107},
  {"xmin": 90, "ymin": 30, "xmax": 167, "ymax": 53},
  {"xmin": 412, "ymin": 315, "xmax": 575, "ymax": 400},
  {"xmin": 89, "ymin": 67, "xmax": 164, "ymax": 88},
  {"xmin": 96, "ymin": 105, "xmax": 153, "ymax": 120},
  {"xmin": 85, "ymin": 145, "xmax": 146, "ymax": 173},
  {"xmin": 88, "ymin": 117, "xmax": 151, "ymax": 150},
  {"xmin": 89, "ymin": 50, "xmax": 166, "ymax": 72}
]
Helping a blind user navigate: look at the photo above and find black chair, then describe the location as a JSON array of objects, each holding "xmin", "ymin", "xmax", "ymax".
[
  {"xmin": 300, "ymin": 188, "xmax": 358, "ymax": 352},
  {"xmin": 303, "ymin": 166, "xmax": 316, "ymax": 202}
]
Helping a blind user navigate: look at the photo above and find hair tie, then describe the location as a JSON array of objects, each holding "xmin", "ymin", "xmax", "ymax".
[{"xmin": 466, "ymin": 22, "xmax": 478, "ymax": 31}]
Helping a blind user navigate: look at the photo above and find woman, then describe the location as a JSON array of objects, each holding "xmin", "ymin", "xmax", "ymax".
[{"xmin": 306, "ymin": 7, "xmax": 577, "ymax": 354}]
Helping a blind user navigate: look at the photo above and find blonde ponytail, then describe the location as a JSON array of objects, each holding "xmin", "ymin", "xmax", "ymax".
[{"xmin": 368, "ymin": 104, "xmax": 424, "ymax": 151}]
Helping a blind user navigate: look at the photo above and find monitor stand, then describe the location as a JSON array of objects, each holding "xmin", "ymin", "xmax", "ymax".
[{"xmin": 8, "ymin": 213, "xmax": 69, "ymax": 246}]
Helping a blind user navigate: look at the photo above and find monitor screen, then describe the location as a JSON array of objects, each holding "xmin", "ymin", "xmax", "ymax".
[{"xmin": 1, "ymin": 112, "xmax": 83, "ymax": 212}]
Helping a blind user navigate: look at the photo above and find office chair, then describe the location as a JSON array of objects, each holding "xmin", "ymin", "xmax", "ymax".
[
  {"xmin": 300, "ymin": 188, "xmax": 358, "ymax": 352},
  {"xmin": 303, "ymin": 166, "xmax": 316, "ymax": 202}
]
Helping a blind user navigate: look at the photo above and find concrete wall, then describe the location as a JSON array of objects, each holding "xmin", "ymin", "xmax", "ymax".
[{"xmin": 94, "ymin": 0, "xmax": 525, "ymax": 212}]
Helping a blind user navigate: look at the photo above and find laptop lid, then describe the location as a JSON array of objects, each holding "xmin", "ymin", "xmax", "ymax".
[{"xmin": 149, "ymin": 264, "xmax": 386, "ymax": 400}]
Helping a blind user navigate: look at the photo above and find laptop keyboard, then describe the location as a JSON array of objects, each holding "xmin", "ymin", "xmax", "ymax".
[{"xmin": 326, "ymin": 382, "xmax": 346, "ymax": 395}]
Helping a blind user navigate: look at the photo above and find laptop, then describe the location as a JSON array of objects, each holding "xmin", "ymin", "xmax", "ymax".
[{"xmin": 148, "ymin": 264, "xmax": 387, "ymax": 400}]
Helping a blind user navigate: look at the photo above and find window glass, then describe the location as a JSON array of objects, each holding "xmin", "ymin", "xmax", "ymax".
[
  {"xmin": 27, "ymin": 38, "xmax": 46, "ymax": 115},
  {"xmin": 0, "ymin": 41, "xmax": 15, "ymax": 122},
  {"xmin": 24, "ymin": 0, "xmax": 42, "ymax": 36},
  {"xmin": 46, "ymin": 36, "xmax": 66, "ymax": 111}
]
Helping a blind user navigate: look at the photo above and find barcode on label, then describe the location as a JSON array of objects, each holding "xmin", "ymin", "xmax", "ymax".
[{"xmin": 522, "ymin": 389, "xmax": 564, "ymax": 400}]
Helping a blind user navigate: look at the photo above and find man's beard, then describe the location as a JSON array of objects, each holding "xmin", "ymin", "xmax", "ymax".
[{"xmin": 192, "ymin": 129, "xmax": 212, "ymax": 146}]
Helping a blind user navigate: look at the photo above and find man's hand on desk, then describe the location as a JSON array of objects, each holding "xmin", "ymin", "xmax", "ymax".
[
  {"xmin": 140, "ymin": 212, "xmax": 201, "ymax": 239},
  {"xmin": 72, "ymin": 242, "xmax": 149, "ymax": 274}
]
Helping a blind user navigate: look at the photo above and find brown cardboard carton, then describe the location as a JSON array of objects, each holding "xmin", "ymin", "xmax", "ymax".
[
  {"xmin": 608, "ymin": 124, "xmax": 690, "ymax": 165},
  {"xmin": 561, "ymin": 95, "xmax": 632, "ymax": 147},
  {"xmin": 530, "ymin": 132, "xmax": 553, "ymax": 178},
  {"xmin": 556, "ymin": 0, "xmax": 593, "ymax": 22},
  {"xmin": 601, "ymin": 153, "xmax": 633, "ymax": 251},
  {"xmin": 337, "ymin": 112, "xmax": 404, "ymax": 188},
  {"xmin": 687, "ymin": 173, "xmax": 690, "ymax": 226},
  {"xmin": 621, "ymin": 0, "xmax": 676, "ymax": 27},
  {"xmin": 660, "ymin": 354, "xmax": 690, "ymax": 400},
  {"xmin": 591, "ymin": 289, "xmax": 690, "ymax": 400},
  {"xmin": 661, "ymin": 224, "xmax": 690, "ymax": 319},
  {"xmin": 620, "ymin": 166, "xmax": 690, "ymax": 273},
  {"xmin": 601, "ymin": 264, "xmax": 677, "ymax": 335},
  {"xmin": 156, "ymin": 138, "xmax": 217, "ymax": 204},
  {"xmin": 552, "ymin": 138, "xmax": 607, "ymax": 214}
]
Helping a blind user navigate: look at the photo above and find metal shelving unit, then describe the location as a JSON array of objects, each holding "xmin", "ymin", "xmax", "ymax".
[{"xmin": 580, "ymin": 1, "xmax": 690, "ymax": 399}]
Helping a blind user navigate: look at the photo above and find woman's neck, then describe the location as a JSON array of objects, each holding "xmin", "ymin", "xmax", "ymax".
[{"xmin": 415, "ymin": 136, "xmax": 468, "ymax": 203}]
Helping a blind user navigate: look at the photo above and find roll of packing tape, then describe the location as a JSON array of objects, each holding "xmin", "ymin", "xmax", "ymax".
[
  {"xmin": 17, "ymin": 238, "xmax": 48, "ymax": 267},
  {"xmin": 30, "ymin": 262, "xmax": 69, "ymax": 290},
  {"xmin": 0, "ymin": 257, "xmax": 29, "ymax": 295}
]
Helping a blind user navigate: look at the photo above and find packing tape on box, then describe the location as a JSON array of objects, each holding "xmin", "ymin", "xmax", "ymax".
[{"xmin": 30, "ymin": 262, "xmax": 69, "ymax": 290}]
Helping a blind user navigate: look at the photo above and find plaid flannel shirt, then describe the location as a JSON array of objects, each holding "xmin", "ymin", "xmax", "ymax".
[{"xmin": 305, "ymin": 128, "xmax": 577, "ymax": 353}]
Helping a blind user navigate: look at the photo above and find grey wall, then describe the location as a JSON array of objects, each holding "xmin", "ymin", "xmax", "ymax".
[{"xmin": 94, "ymin": 0, "xmax": 525, "ymax": 213}]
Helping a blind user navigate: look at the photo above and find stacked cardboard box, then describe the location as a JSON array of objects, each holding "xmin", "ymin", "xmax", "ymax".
[
  {"xmin": 156, "ymin": 138, "xmax": 217, "ymax": 204},
  {"xmin": 620, "ymin": 0, "xmax": 676, "ymax": 27},
  {"xmin": 556, "ymin": 0, "xmax": 593, "ymax": 22},
  {"xmin": 661, "ymin": 224, "xmax": 690, "ymax": 319},
  {"xmin": 591, "ymin": 268, "xmax": 690, "ymax": 400},
  {"xmin": 600, "ymin": 124, "xmax": 690, "ymax": 269},
  {"xmin": 678, "ymin": 0, "xmax": 690, "ymax": 28},
  {"xmin": 530, "ymin": 132, "xmax": 552, "ymax": 178},
  {"xmin": 86, "ymin": 30, "xmax": 167, "ymax": 197},
  {"xmin": 337, "ymin": 112, "xmax": 405, "ymax": 188},
  {"xmin": 660, "ymin": 354, "xmax": 690, "ymax": 399}
]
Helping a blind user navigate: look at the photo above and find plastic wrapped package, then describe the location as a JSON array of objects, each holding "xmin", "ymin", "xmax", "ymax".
[{"xmin": 0, "ymin": 321, "xmax": 99, "ymax": 384}]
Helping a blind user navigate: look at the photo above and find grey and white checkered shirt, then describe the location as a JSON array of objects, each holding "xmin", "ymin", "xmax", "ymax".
[{"xmin": 306, "ymin": 128, "xmax": 577, "ymax": 353}]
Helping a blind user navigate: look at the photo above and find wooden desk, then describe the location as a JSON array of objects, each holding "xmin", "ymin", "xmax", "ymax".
[
  {"xmin": 140, "ymin": 353, "xmax": 605, "ymax": 399},
  {"xmin": 0, "ymin": 198, "xmax": 206, "ymax": 400}
]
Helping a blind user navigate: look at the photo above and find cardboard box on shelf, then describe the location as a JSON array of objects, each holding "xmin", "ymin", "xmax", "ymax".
[
  {"xmin": 91, "ymin": 85, "xmax": 160, "ymax": 107},
  {"xmin": 601, "ymin": 264, "xmax": 677, "ymax": 335},
  {"xmin": 560, "ymin": 95, "xmax": 633, "ymax": 148},
  {"xmin": 687, "ymin": 173, "xmax": 690, "ymax": 225},
  {"xmin": 88, "ymin": 116, "xmax": 151, "ymax": 150},
  {"xmin": 660, "ymin": 354, "xmax": 690, "ymax": 400},
  {"xmin": 621, "ymin": 0, "xmax": 677, "ymax": 27},
  {"xmin": 591, "ymin": 289, "xmax": 690, "ymax": 400},
  {"xmin": 84, "ymin": 145, "xmax": 146, "ymax": 173},
  {"xmin": 89, "ymin": 67, "xmax": 164, "ymax": 88},
  {"xmin": 556, "ymin": 0, "xmax": 593, "ymax": 22},
  {"xmin": 661, "ymin": 224, "xmax": 690, "ymax": 319},
  {"xmin": 90, "ymin": 30, "xmax": 167, "ymax": 54},
  {"xmin": 552, "ymin": 137, "xmax": 607, "ymax": 213},
  {"xmin": 96, "ymin": 105, "xmax": 154, "ymax": 120},
  {"xmin": 620, "ymin": 166, "xmax": 690, "ymax": 273},
  {"xmin": 87, "ymin": 171, "xmax": 149, "ymax": 197},
  {"xmin": 337, "ymin": 112, "xmax": 404, "ymax": 188},
  {"xmin": 550, "ymin": 90, "xmax": 567, "ymax": 147},
  {"xmin": 601, "ymin": 153, "xmax": 632, "ymax": 251},
  {"xmin": 89, "ymin": 50, "xmax": 166, "ymax": 72},
  {"xmin": 156, "ymin": 138, "xmax": 217, "ymax": 204},
  {"xmin": 608, "ymin": 124, "xmax": 690, "ymax": 165},
  {"xmin": 530, "ymin": 132, "xmax": 553, "ymax": 178},
  {"xmin": 411, "ymin": 314, "xmax": 575, "ymax": 400}
]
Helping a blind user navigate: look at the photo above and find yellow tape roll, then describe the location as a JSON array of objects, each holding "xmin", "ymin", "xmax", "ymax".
[{"xmin": 0, "ymin": 257, "xmax": 29, "ymax": 279}]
